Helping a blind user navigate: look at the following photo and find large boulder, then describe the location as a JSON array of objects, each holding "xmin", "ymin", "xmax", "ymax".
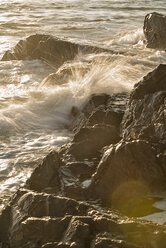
[
  {"xmin": 93, "ymin": 140, "xmax": 165, "ymax": 216},
  {"xmin": 122, "ymin": 64, "xmax": 166, "ymax": 145},
  {"xmin": 1, "ymin": 34, "xmax": 79, "ymax": 65},
  {"xmin": 144, "ymin": 12, "xmax": 166, "ymax": 49},
  {"xmin": 1, "ymin": 34, "xmax": 112, "ymax": 65}
]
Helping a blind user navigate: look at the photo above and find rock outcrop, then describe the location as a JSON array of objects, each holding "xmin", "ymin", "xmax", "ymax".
[
  {"xmin": 1, "ymin": 34, "xmax": 113, "ymax": 66},
  {"xmin": 1, "ymin": 189, "xmax": 166, "ymax": 248},
  {"xmin": 0, "ymin": 33, "xmax": 166, "ymax": 247},
  {"xmin": 144, "ymin": 12, "xmax": 166, "ymax": 49},
  {"xmin": 93, "ymin": 140, "xmax": 165, "ymax": 215},
  {"xmin": 122, "ymin": 64, "xmax": 166, "ymax": 145},
  {"xmin": 94, "ymin": 64, "xmax": 166, "ymax": 213}
]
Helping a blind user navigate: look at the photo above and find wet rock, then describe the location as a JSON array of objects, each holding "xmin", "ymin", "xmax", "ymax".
[
  {"xmin": 91, "ymin": 235, "xmax": 139, "ymax": 248},
  {"xmin": 1, "ymin": 188, "xmax": 166, "ymax": 248},
  {"xmin": 87, "ymin": 108, "xmax": 123, "ymax": 127},
  {"xmin": 42, "ymin": 242, "xmax": 71, "ymax": 248},
  {"xmin": 13, "ymin": 191, "xmax": 89, "ymax": 220},
  {"xmin": 26, "ymin": 151, "xmax": 61, "ymax": 192},
  {"xmin": 1, "ymin": 34, "xmax": 113, "ymax": 65},
  {"xmin": 6, "ymin": 190, "xmax": 91, "ymax": 247},
  {"xmin": 93, "ymin": 140, "xmax": 165, "ymax": 215},
  {"xmin": 10, "ymin": 216, "xmax": 71, "ymax": 248},
  {"xmin": 1, "ymin": 63, "xmax": 166, "ymax": 248},
  {"xmin": 122, "ymin": 64, "xmax": 166, "ymax": 145},
  {"xmin": 70, "ymin": 93, "xmax": 127, "ymax": 133},
  {"xmin": 1, "ymin": 34, "xmax": 78, "ymax": 65},
  {"xmin": 0, "ymin": 205, "xmax": 12, "ymax": 242},
  {"xmin": 144, "ymin": 12, "xmax": 166, "ymax": 49},
  {"xmin": 63, "ymin": 217, "xmax": 90, "ymax": 247},
  {"xmin": 60, "ymin": 166, "xmax": 92, "ymax": 201},
  {"xmin": 42, "ymin": 62, "xmax": 90, "ymax": 87},
  {"xmin": 42, "ymin": 243, "xmax": 59, "ymax": 248},
  {"xmin": 68, "ymin": 124, "xmax": 120, "ymax": 160},
  {"xmin": 63, "ymin": 161, "xmax": 94, "ymax": 180}
]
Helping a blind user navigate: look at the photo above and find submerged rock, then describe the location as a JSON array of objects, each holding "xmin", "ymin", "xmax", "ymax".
[{"xmin": 144, "ymin": 12, "xmax": 166, "ymax": 49}]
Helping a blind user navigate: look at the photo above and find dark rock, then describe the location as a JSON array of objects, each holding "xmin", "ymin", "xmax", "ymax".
[
  {"xmin": 70, "ymin": 93, "xmax": 127, "ymax": 134},
  {"xmin": 1, "ymin": 34, "xmax": 78, "ymax": 64},
  {"xmin": 122, "ymin": 64, "xmax": 166, "ymax": 145},
  {"xmin": 63, "ymin": 217, "xmax": 90, "ymax": 247},
  {"xmin": 42, "ymin": 242, "xmax": 72, "ymax": 248},
  {"xmin": 63, "ymin": 161, "xmax": 94, "ymax": 180},
  {"xmin": 14, "ymin": 191, "xmax": 89, "ymax": 220},
  {"xmin": 144, "ymin": 12, "xmax": 166, "ymax": 49},
  {"xmin": 91, "ymin": 235, "xmax": 139, "ymax": 248},
  {"xmin": 93, "ymin": 140, "xmax": 165, "ymax": 215},
  {"xmin": 0, "ymin": 205, "xmax": 12, "ymax": 242},
  {"xmin": 68, "ymin": 124, "xmax": 120, "ymax": 160},
  {"xmin": 5, "ymin": 190, "xmax": 91, "ymax": 247},
  {"xmin": 1, "ymin": 34, "xmax": 113, "ymax": 65},
  {"xmin": 42, "ymin": 243, "xmax": 59, "ymax": 248},
  {"xmin": 26, "ymin": 151, "xmax": 61, "ymax": 192},
  {"xmin": 60, "ymin": 166, "xmax": 88, "ymax": 200},
  {"xmin": 87, "ymin": 108, "xmax": 123, "ymax": 127},
  {"xmin": 10, "ymin": 216, "xmax": 71, "ymax": 248},
  {"xmin": 42, "ymin": 63, "xmax": 90, "ymax": 87},
  {"xmin": 129, "ymin": 64, "xmax": 166, "ymax": 100},
  {"xmin": 1, "ymin": 62, "xmax": 166, "ymax": 248},
  {"xmin": 93, "ymin": 216, "xmax": 118, "ymax": 234}
]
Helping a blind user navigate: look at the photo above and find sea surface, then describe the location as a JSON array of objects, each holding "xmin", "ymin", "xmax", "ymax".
[{"xmin": 0, "ymin": 0, "xmax": 166, "ymax": 223}]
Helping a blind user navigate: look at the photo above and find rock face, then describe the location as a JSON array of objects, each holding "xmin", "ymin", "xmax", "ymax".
[
  {"xmin": 144, "ymin": 12, "xmax": 166, "ymax": 49},
  {"xmin": 93, "ymin": 140, "xmax": 165, "ymax": 215},
  {"xmin": 94, "ymin": 64, "xmax": 166, "ymax": 212},
  {"xmin": 122, "ymin": 64, "xmax": 166, "ymax": 145}
]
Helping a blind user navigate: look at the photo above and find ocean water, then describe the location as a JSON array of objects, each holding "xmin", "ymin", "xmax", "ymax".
[{"xmin": 0, "ymin": 0, "xmax": 166, "ymax": 222}]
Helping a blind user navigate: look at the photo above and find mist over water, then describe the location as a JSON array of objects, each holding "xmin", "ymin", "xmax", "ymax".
[{"xmin": 0, "ymin": 0, "xmax": 166, "ymax": 215}]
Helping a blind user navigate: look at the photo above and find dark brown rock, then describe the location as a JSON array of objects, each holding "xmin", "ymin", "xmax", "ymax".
[
  {"xmin": 70, "ymin": 93, "xmax": 127, "ymax": 133},
  {"xmin": 93, "ymin": 140, "xmax": 165, "ymax": 215},
  {"xmin": 144, "ymin": 12, "xmax": 166, "ymax": 49},
  {"xmin": 68, "ymin": 124, "xmax": 120, "ymax": 160},
  {"xmin": 0, "ymin": 205, "xmax": 12, "ymax": 242},
  {"xmin": 63, "ymin": 218, "xmax": 90, "ymax": 247},
  {"xmin": 122, "ymin": 64, "xmax": 166, "ymax": 145},
  {"xmin": 1, "ymin": 34, "xmax": 79, "ymax": 65},
  {"xmin": 26, "ymin": 151, "xmax": 61, "ymax": 192},
  {"xmin": 91, "ymin": 235, "xmax": 139, "ymax": 248},
  {"xmin": 10, "ymin": 216, "xmax": 71, "ymax": 248},
  {"xmin": 1, "ymin": 34, "xmax": 113, "ymax": 65}
]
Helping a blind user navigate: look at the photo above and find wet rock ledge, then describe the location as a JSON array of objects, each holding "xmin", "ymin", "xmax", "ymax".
[{"xmin": 0, "ymin": 61, "xmax": 166, "ymax": 248}]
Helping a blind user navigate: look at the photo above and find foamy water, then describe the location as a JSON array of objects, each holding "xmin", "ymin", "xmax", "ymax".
[{"xmin": 0, "ymin": 0, "xmax": 166, "ymax": 222}]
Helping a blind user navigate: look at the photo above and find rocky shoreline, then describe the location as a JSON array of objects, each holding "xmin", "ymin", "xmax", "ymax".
[{"xmin": 0, "ymin": 12, "xmax": 166, "ymax": 248}]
